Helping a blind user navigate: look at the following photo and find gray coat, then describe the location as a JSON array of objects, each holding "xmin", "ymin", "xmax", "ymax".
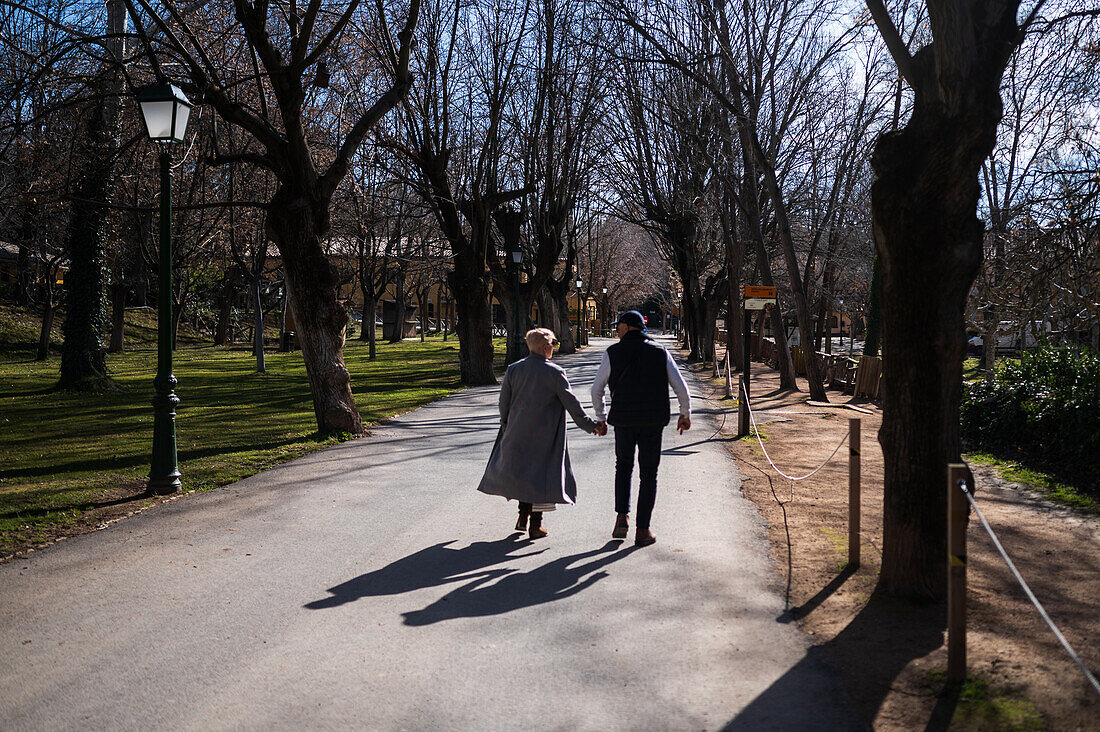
[{"xmin": 477, "ymin": 354, "xmax": 597, "ymax": 505}]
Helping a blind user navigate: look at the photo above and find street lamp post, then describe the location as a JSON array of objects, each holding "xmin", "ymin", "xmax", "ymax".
[
  {"xmin": 575, "ymin": 278, "xmax": 583, "ymax": 347},
  {"xmin": 601, "ymin": 287, "xmax": 607, "ymax": 336},
  {"xmin": 137, "ymin": 82, "xmax": 191, "ymax": 495},
  {"xmin": 511, "ymin": 245, "xmax": 523, "ymax": 362}
]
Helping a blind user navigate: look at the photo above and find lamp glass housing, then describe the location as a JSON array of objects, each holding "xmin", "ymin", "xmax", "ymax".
[
  {"xmin": 511, "ymin": 248, "xmax": 522, "ymax": 264},
  {"xmin": 136, "ymin": 83, "xmax": 192, "ymax": 143}
]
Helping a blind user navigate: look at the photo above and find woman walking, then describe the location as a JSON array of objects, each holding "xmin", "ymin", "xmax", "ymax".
[{"xmin": 478, "ymin": 328, "xmax": 605, "ymax": 538}]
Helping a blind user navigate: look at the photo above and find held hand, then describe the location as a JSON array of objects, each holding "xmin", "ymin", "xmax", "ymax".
[
  {"xmin": 594, "ymin": 421, "xmax": 608, "ymax": 436},
  {"xmin": 677, "ymin": 415, "xmax": 691, "ymax": 434}
]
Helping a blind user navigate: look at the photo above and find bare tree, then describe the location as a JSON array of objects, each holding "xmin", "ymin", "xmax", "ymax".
[
  {"xmin": 864, "ymin": 0, "xmax": 1099, "ymax": 598},
  {"xmin": 121, "ymin": 0, "xmax": 421, "ymax": 433}
]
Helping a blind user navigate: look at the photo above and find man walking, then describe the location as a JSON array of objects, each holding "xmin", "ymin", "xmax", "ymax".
[{"xmin": 591, "ymin": 310, "xmax": 691, "ymax": 546}]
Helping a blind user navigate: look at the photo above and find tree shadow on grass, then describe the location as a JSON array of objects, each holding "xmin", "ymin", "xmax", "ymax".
[
  {"xmin": 722, "ymin": 592, "xmax": 948, "ymax": 731},
  {"xmin": 0, "ymin": 435, "xmax": 310, "ymax": 480},
  {"xmin": 0, "ymin": 482, "xmax": 154, "ymax": 521}
]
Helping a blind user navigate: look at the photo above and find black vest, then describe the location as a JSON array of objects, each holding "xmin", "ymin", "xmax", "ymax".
[{"xmin": 607, "ymin": 330, "xmax": 671, "ymax": 427}]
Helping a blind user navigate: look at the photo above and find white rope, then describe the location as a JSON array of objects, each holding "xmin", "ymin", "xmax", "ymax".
[
  {"xmin": 959, "ymin": 481, "xmax": 1100, "ymax": 698},
  {"xmin": 741, "ymin": 379, "xmax": 849, "ymax": 481}
]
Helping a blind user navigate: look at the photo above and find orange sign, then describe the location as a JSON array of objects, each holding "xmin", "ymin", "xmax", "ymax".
[{"xmin": 742, "ymin": 285, "xmax": 777, "ymax": 299}]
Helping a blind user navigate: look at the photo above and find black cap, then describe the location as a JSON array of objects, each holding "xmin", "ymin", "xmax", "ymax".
[{"xmin": 614, "ymin": 310, "xmax": 646, "ymax": 330}]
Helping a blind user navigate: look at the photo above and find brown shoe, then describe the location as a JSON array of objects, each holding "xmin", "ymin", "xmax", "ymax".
[
  {"xmin": 634, "ymin": 528, "xmax": 656, "ymax": 547},
  {"xmin": 516, "ymin": 502, "xmax": 532, "ymax": 532},
  {"xmin": 528, "ymin": 511, "xmax": 548, "ymax": 539},
  {"xmin": 612, "ymin": 513, "xmax": 629, "ymax": 539}
]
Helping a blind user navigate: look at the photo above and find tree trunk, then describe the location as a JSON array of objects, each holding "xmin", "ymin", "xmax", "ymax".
[
  {"xmin": 16, "ymin": 243, "xmax": 32, "ymax": 306},
  {"xmin": 213, "ymin": 269, "xmax": 237, "ymax": 346},
  {"xmin": 501, "ymin": 280, "xmax": 532, "ymax": 365},
  {"xmin": 871, "ymin": 76, "xmax": 994, "ymax": 602},
  {"xmin": 60, "ymin": 5, "xmax": 125, "ymax": 389},
  {"xmin": 58, "ymin": 183, "xmax": 111, "ymax": 387},
  {"xmin": 36, "ymin": 294, "xmax": 55, "ymax": 362},
  {"xmin": 863, "ymin": 255, "xmax": 882, "ymax": 358},
  {"xmin": 539, "ymin": 281, "xmax": 575, "ymax": 355},
  {"xmin": 389, "ymin": 270, "xmax": 407, "ymax": 343},
  {"xmin": 449, "ymin": 268, "xmax": 496, "ymax": 384},
  {"xmin": 253, "ymin": 278, "xmax": 266, "ymax": 374},
  {"xmin": 362, "ymin": 292, "xmax": 378, "ymax": 359},
  {"xmin": 108, "ymin": 281, "xmax": 126, "ymax": 353},
  {"xmin": 418, "ymin": 289, "xmax": 427, "ymax": 343},
  {"xmin": 268, "ymin": 189, "xmax": 364, "ymax": 434},
  {"xmin": 171, "ymin": 295, "xmax": 185, "ymax": 352}
]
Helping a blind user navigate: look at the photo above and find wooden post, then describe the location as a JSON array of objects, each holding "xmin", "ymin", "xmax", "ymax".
[
  {"xmin": 947, "ymin": 463, "xmax": 971, "ymax": 684},
  {"xmin": 725, "ymin": 348, "xmax": 734, "ymax": 398},
  {"xmin": 738, "ymin": 309, "xmax": 751, "ymax": 437},
  {"xmin": 848, "ymin": 418, "xmax": 861, "ymax": 568}
]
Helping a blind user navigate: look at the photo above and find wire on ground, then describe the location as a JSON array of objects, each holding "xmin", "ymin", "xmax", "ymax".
[{"xmin": 959, "ymin": 480, "xmax": 1100, "ymax": 698}]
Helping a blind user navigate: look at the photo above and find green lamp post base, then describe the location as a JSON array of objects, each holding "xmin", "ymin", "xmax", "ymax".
[{"xmin": 148, "ymin": 371, "xmax": 180, "ymax": 494}]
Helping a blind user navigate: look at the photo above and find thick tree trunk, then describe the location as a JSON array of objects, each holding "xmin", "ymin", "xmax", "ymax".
[
  {"xmin": 58, "ymin": 153, "xmax": 111, "ymax": 389},
  {"xmin": 448, "ymin": 258, "xmax": 496, "ymax": 384},
  {"xmin": 269, "ymin": 189, "xmax": 364, "ymax": 434},
  {"xmin": 539, "ymin": 281, "xmax": 575, "ymax": 355},
  {"xmin": 500, "ymin": 280, "xmax": 532, "ymax": 365},
  {"xmin": 871, "ymin": 64, "xmax": 995, "ymax": 601},
  {"xmin": 686, "ymin": 296, "xmax": 712, "ymax": 363},
  {"xmin": 60, "ymin": 7, "xmax": 124, "ymax": 390}
]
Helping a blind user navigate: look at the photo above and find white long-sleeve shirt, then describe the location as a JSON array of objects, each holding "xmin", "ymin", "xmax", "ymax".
[{"xmin": 589, "ymin": 346, "xmax": 691, "ymax": 422}]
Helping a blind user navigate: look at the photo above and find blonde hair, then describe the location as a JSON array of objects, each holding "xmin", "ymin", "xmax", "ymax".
[{"xmin": 525, "ymin": 327, "xmax": 558, "ymax": 351}]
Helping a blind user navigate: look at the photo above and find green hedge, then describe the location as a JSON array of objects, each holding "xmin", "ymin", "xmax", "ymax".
[{"xmin": 961, "ymin": 346, "xmax": 1099, "ymax": 490}]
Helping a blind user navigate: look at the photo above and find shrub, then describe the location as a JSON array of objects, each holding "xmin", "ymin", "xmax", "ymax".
[{"xmin": 961, "ymin": 346, "xmax": 1099, "ymax": 490}]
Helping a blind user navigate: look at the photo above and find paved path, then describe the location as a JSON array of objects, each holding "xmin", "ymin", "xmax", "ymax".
[{"xmin": 0, "ymin": 336, "xmax": 855, "ymax": 731}]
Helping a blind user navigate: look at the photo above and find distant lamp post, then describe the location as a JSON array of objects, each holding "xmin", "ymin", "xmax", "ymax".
[
  {"xmin": 575, "ymin": 278, "xmax": 583, "ymax": 346},
  {"xmin": 137, "ymin": 82, "xmax": 192, "ymax": 494},
  {"xmin": 602, "ymin": 287, "xmax": 608, "ymax": 335},
  {"xmin": 511, "ymin": 245, "xmax": 523, "ymax": 361}
]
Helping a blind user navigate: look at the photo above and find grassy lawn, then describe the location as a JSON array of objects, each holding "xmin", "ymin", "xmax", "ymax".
[
  {"xmin": 965, "ymin": 452, "xmax": 1099, "ymax": 513},
  {"xmin": 0, "ymin": 305, "xmax": 505, "ymax": 556}
]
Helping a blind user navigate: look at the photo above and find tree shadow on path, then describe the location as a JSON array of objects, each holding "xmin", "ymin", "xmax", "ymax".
[
  {"xmin": 721, "ymin": 594, "xmax": 948, "ymax": 731},
  {"xmin": 303, "ymin": 537, "xmax": 545, "ymax": 610},
  {"xmin": 402, "ymin": 541, "xmax": 637, "ymax": 625}
]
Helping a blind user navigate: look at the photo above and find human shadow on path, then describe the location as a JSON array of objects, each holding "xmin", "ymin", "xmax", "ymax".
[
  {"xmin": 402, "ymin": 541, "xmax": 637, "ymax": 626},
  {"xmin": 304, "ymin": 537, "xmax": 545, "ymax": 610},
  {"xmin": 721, "ymin": 594, "xmax": 948, "ymax": 731}
]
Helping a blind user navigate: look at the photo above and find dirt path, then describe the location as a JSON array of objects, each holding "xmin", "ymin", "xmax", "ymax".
[{"xmin": 700, "ymin": 360, "xmax": 1100, "ymax": 730}]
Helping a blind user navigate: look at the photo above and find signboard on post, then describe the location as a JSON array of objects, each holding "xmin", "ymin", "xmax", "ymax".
[
  {"xmin": 742, "ymin": 285, "xmax": 777, "ymax": 299},
  {"xmin": 738, "ymin": 285, "xmax": 777, "ymax": 437},
  {"xmin": 742, "ymin": 286, "xmax": 777, "ymax": 311}
]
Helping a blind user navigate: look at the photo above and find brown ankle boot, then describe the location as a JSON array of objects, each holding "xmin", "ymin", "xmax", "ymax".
[
  {"xmin": 528, "ymin": 511, "xmax": 548, "ymax": 539},
  {"xmin": 612, "ymin": 513, "xmax": 629, "ymax": 539},
  {"xmin": 516, "ymin": 502, "xmax": 532, "ymax": 532}
]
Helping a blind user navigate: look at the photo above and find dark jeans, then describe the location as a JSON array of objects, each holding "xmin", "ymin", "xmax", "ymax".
[{"xmin": 613, "ymin": 425, "xmax": 663, "ymax": 530}]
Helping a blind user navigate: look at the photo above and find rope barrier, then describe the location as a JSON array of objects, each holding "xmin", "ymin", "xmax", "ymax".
[
  {"xmin": 741, "ymin": 379, "xmax": 849, "ymax": 481},
  {"xmin": 958, "ymin": 480, "xmax": 1100, "ymax": 698}
]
